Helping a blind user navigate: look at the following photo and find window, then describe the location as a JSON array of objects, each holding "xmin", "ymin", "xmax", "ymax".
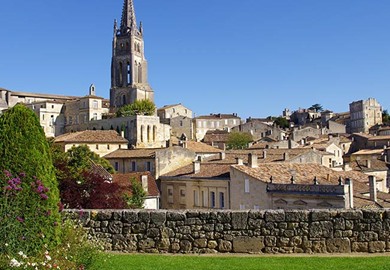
[
  {"xmin": 167, "ymin": 186, "xmax": 173, "ymax": 204},
  {"xmin": 146, "ymin": 161, "xmax": 151, "ymax": 171},
  {"xmin": 114, "ymin": 162, "xmax": 119, "ymax": 171},
  {"xmin": 107, "ymin": 144, "xmax": 110, "ymax": 150},
  {"xmin": 219, "ymin": 192, "xmax": 225, "ymax": 209},
  {"xmin": 96, "ymin": 144, "xmax": 99, "ymax": 150},
  {"xmin": 93, "ymin": 100, "xmax": 98, "ymax": 109},
  {"xmin": 245, "ymin": 179, "xmax": 250, "ymax": 193},
  {"xmin": 92, "ymin": 113, "xmax": 98, "ymax": 120},
  {"xmin": 193, "ymin": 190, "xmax": 199, "ymax": 206},
  {"xmin": 131, "ymin": 161, "xmax": 137, "ymax": 171},
  {"xmin": 202, "ymin": 191, "xmax": 206, "ymax": 207},
  {"xmin": 210, "ymin": 192, "xmax": 216, "ymax": 208}
]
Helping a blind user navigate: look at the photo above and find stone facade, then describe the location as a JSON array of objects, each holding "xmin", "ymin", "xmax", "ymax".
[
  {"xmin": 194, "ymin": 114, "xmax": 241, "ymax": 141},
  {"xmin": 67, "ymin": 209, "xmax": 390, "ymax": 254},
  {"xmin": 349, "ymin": 98, "xmax": 382, "ymax": 134}
]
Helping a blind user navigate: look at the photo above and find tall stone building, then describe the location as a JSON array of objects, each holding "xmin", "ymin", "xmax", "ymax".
[
  {"xmin": 110, "ymin": 0, "xmax": 154, "ymax": 109},
  {"xmin": 349, "ymin": 98, "xmax": 382, "ymax": 134}
]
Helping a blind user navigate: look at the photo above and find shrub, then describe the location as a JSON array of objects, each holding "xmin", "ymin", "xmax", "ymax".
[{"xmin": 0, "ymin": 104, "xmax": 61, "ymax": 255}]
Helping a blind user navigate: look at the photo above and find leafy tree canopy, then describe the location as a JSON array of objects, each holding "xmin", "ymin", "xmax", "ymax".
[
  {"xmin": 116, "ymin": 99, "xmax": 156, "ymax": 117},
  {"xmin": 227, "ymin": 131, "xmax": 253, "ymax": 150},
  {"xmin": 308, "ymin": 103, "xmax": 323, "ymax": 112},
  {"xmin": 273, "ymin": 117, "xmax": 290, "ymax": 129},
  {"xmin": 125, "ymin": 177, "xmax": 146, "ymax": 209},
  {"xmin": 383, "ymin": 109, "xmax": 390, "ymax": 124}
]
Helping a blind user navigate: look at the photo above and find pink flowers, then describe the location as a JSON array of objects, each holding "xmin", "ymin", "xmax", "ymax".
[
  {"xmin": 31, "ymin": 178, "xmax": 50, "ymax": 201},
  {"xmin": 16, "ymin": 216, "xmax": 24, "ymax": 223}
]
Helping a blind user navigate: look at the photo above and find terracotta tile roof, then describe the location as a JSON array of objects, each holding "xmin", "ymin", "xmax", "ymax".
[
  {"xmin": 351, "ymin": 149, "xmax": 384, "ymax": 155},
  {"xmin": 196, "ymin": 113, "xmax": 240, "ymax": 120},
  {"xmin": 104, "ymin": 149, "xmax": 156, "ymax": 159},
  {"xmin": 185, "ymin": 141, "xmax": 222, "ymax": 153},
  {"xmin": 161, "ymin": 163, "xmax": 231, "ymax": 179},
  {"xmin": 55, "ymin": 130, "xmax": 128, "ymax": 144},
  {"xmin": 112, "ymin": 172, "xmax": 159, "ymax": 197},
  {"xmin": 231, "ymin": 163, "xmax": 370, "ymax": 185},
  {"xmin": 350, "ymin": 159, "xmax": 389, "ymax": 172},
  {"xmin": 212, "ymin": 149, "xmax": 311, "ymax": 164}
]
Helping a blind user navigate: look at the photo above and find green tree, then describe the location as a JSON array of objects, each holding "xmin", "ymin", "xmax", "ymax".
[
  {"xmin": 308, "ymin": 103, "xmax": 323, "ymax": 112},
  {"xmin": 125, "ymin": 177, "xmax": 146, "ymax": 209},
  {"xmin": 383, "ymin": 109, "xmax": 390, "ymax": 124},
  {"xmin": 51, "ymin": 144, "xmax": 114, "ymax": 182},
  {"xmin": 116, "ymin": 99, "xmax": 156, "ymax": 117},
  {"xmin": 226, "ymin": 131, "xmax": 253, "ymax": 150},
  {"xmin": 273, "ymin": 117, "xmax": 290, "ymax": 129},
  {"xmin": 0, "ymin": 104, "xmax": 61, "ymax": 254}
]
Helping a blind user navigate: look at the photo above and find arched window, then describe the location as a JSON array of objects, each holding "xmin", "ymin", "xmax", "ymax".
[
  {"xmin": 127, "ymin": 62, "xmax": 131, "ymax": 85},
  {"xmin": 122, "ymin": 95, "xmax": 126, "ymax": 105},
  {"xmin": 147, "ymin": 125, "xmax": 151, "ymax": 142},
  {"xmin": 119, "ymin": 62, "xmax": 123, "ymax": 86},
  {"xmin": 140, "ymin": 125, "xmax": 145, "ymax": 142},
  {"xmin": 153, "ymin": 126, "xmax": 157, "ymax": 142}
]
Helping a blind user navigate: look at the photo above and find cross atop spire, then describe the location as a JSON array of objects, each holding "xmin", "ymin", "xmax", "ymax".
[{"xmin": 120, "ymin": 0, "xmax": 137, "ymax": 34}]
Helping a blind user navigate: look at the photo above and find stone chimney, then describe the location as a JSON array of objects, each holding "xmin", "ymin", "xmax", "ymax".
[
  {"xmin": 121, "ymin": 130, "xmax": 125, "ymax": 138},
  {"xmin": 220, "ymin": 152, "xmax": 226, "ymax": 160},
  {"xmin": 141, "ymin": 175, "xmax": 148, "ymax": 193},
  {"xmin": 263, "ymin": 150, "xmax": 267, "ymax": 159},
  {"xmin": 248, "ymin": 153, "xmax": 258, "ymax": 168},
  {"xmin": 283, "ymin": 152, "xmax": 289, "ymax": 161},
  {"xmin": 345, "ymin": 178, "xmax": 354, "ymax": 209},
  {"xmin": 235, "ymin": 158, "xmax": 243, "ymax": 165},
  {"xmin": 343, "ymin": 163, "xmax": 351, "ymax": 171},
  {"xmin": 369, "ymin": 175, "xmax": 377, "ymax": 202},
  {"xmin": 193, "ymin": 160, "xmax": 201, "ymax": 174},
  {"xmin": 366, "ymin": 159, "xmax": 371, "ymax": 169}
]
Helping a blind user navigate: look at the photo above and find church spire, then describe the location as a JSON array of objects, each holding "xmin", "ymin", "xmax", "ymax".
[{"xmin": 120, "ymin": 0, "xmax": 137, "ymax": 34}]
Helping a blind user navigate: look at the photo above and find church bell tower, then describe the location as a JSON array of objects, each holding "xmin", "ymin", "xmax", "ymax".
[{"xmin": 110, "ymin": 0, "xmax": 154, "ymax": 109}]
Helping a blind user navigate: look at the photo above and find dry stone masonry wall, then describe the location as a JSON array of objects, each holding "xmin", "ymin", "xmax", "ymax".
[{"xmin": 66, "ymin": 209, "xmax": 390, "ymax": 254}]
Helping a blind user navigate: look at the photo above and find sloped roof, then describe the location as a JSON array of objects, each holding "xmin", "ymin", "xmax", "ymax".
[
  {"xmin": 161, "ymin": 163, "xmax": 231, "ymax": 179},
  {"xmin": 112, "ymin": 172, "xmax": 159, "ymax": 197},
  {"xmin": 196, "ymin": 114, "xmax": 240, "ymax": 120},
  {"xmin": 104, "ymin": 149, "xmax": 156, "ymax": 159},
  {"xmin": 231, "ymin": 163, "xmax": 370, "ymax": 185},
  {"xmin": 185, "ymin": 141, "xmax": 222, "ymax": 153},
  {"xmin": 55, "ymin": 130, "xmax": 128, "ymax": 144}
]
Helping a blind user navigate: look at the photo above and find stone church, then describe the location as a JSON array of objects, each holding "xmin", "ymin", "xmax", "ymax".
[{"xmin": 0, "ymin": 0, "xmax": 170, "ymax": 148}]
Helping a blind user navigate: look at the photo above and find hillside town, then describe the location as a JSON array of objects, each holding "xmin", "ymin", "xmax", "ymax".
[{"xmin": 1, "ymin": 0, "xmax": 390, "ymax": 212}]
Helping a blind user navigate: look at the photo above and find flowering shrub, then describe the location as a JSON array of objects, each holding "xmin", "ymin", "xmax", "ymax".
[{"xmin": 0, "ymin": 171, "xmax": 61, "ymax": 255}]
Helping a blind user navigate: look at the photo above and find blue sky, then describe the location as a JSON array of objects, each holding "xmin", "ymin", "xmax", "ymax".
[{"xmin": 1, "ymin": 0, "xmax": 389, "ymax": 119}]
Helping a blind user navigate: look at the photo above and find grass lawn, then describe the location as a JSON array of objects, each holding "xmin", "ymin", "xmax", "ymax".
[{"xmin": 94, "ymin": 253, "xmax": 390, "ymax": 270}]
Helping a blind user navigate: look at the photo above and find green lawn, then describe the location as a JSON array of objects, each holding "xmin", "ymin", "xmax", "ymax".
[{"xmin": 94, "ymin": 254, "xmax": 390, "ymax": 270}]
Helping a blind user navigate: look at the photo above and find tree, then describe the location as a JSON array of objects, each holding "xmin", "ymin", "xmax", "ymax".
[
  {"xmin": 59, "ymin": 171, "xmax": 126, "ymax": 209},
  {"xmin": 308, "ymin": 103, "xmax": 323, "ymax": 112},
  {"xmin": 50, "ymin": 144, "xmax": 114, "ymax": 182},
  {"xmin": 273, "ymin": 117, "xmax": 289, "ymax": 129},
  {"xmin": 226, "ymin": 131, "xmax": 253, "ymax": 150},
  {"xmin": 125, "ymin": 177, "xmax": 146, "ymax": 209},
  {"xmin": 383, "ymin": 109, "xmax": 390, "ymax": 124},
  {"xmin": 0, "ymin": 104, "xmax": 61, "ymax": 254},
  {"xmin": 116, "ymin": 99, "xmax": 156, "ymax": 117}
]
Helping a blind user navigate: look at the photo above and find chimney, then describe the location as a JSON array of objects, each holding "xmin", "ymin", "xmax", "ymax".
[
  {"xmin": 235, "ymin": 158, "xmax": 243, "ymax": 165},
  {"xmin": 343, "ymin": 163, "xmax": 351, "ymax": 171},
  {"xmin": 248, "ymin": 153, "xmax": 258, "ymax": 168},
  {"xmin": 283, "ymin": 152, "xmax": 289, "ymax": 161},
  {"xmin": 263, "ymin": 150, "xmax": 267, "ymax": 159},
  {"xmin": 326, "ymin": 174, "xmax": 331, "ymax": 181},
  {"xmin": 366, "ymin": 159, "xmax": 371, "ymax": 169},
  {"xmin": 121, "ymin": 130, "xmax": 125, "ymax": 138},
  {"xmin": 141, "ymin": 175, "xmax": 148, "ymax": 193},
  {"xmin": 369, "ymin": 176, "xmax": 377, "ymax": 202},
  {"xmin": 219, "ymin": 152, "xmax": 226, "ymax": 160},
  {"xmin": 345, "ymin": 178, "xmax": 354, "ymax": 209},
  {"xmin": 193, "ymin": 160, "xmax": 201, "ymax": 174}
]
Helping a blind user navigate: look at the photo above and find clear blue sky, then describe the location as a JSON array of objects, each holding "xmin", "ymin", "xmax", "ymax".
[{"xmin": 1, "ymin": 0, "xmax": 389, "ymax": 119}]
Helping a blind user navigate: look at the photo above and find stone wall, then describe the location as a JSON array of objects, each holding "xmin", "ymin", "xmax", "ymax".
[{"xmin": 66, "ymin": 209, "xmax": 390, "ymax": 254}]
